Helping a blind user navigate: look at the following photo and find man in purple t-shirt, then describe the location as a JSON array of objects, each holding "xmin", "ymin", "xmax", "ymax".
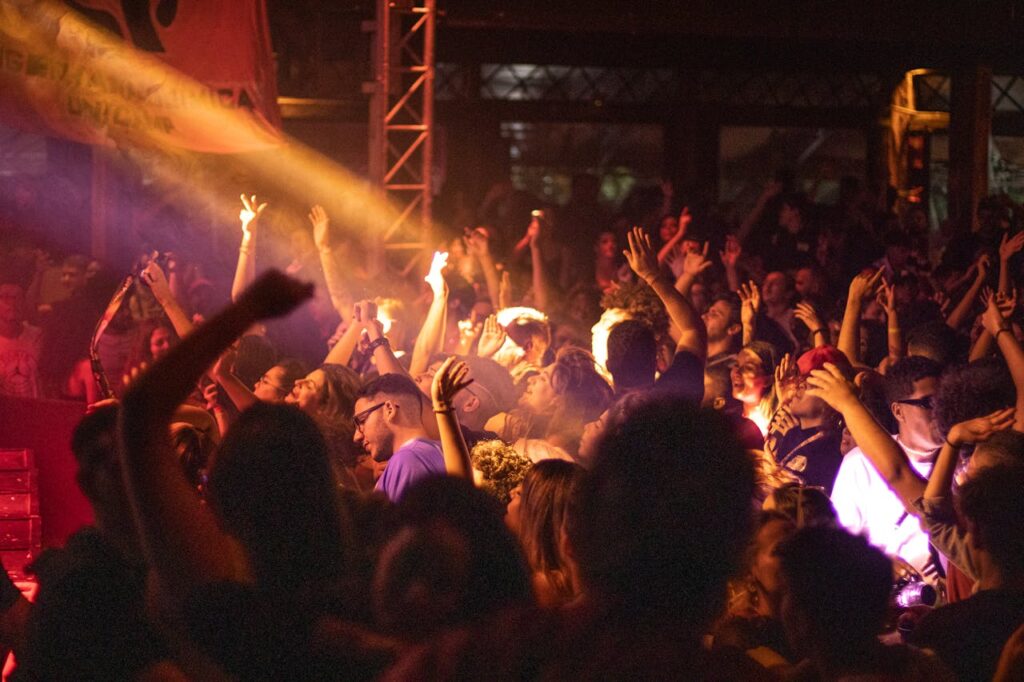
[{"xmin": 353, "ymin": 373, "xmax": 445, "ymax": 502}]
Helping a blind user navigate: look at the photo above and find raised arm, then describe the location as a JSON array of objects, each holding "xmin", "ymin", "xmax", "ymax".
[
  {"xmin": 409, "ymin": 251, "xmax": 450, "ymax": 377},
  {"xmin": 230, "ymin": 194, "xmax": 267, "ymax": 302},
  {"xmin": 738, "ymin": 281, "xmax": 761, "ymax": 347},
  {"xmin": 719, "ymin": 234, "xmax": 743, "ymax": 293},
  {"xmin": 431, "ymin": 356, "xmax": 473, "ymax": 480},
  {"xmin": 925, "ymin": 408, "xmax": 1015, "ymax": 501},
  {"xmin": 981, "ymin": 290, "xmax": 1024, "ymax": 430},
  {"xmin": 794, "ymin": 302, "xmax": 828, "ymax": 348},
  {"xmin": 838, "ymin": 269, "xmax": 882, "ymax": 366},
  {"xmin": 999, "ymin": 232, "xmax": 1024, "ymax": 295},
  {"xmin": 465, "ymin": 227, "xmax": 501, "ymax": 310},
  {"xmin": 737, "ymin": 180, "xmax": 782, "ymax": 245},
  {"xmin": 210, "ymin": 347, "xmax": 259, "ymax": 414},
  {"xmin": 876, "ymin": 281, "xmax": 904, "ymax": 366},
  {"xmin": 946, "ymin": 254, "xmax": 990, "ymax": 330},
  {"xmin": 310, "ymin": 204, "xmax": 351, "ymax": 316},
  {"xmin": 657, "ymin": 206, "xmax": 691, "ymax": 265},
  {"xmin": 364, "ymin": 310, "xmax": 408, "ymax": 378},
  {"xmin": 140, "ymin": 260, "xmax": 194, "ymax": 339},
  {"xmin": 673, "ymin": 242, "xmax": 713, "ymax": 297},
  {"xmin": 529, "ymin": 223, "xmax": 552, "ymax": 313},
  {"xmin": 119, "ymin": 270, "xmax": 312, "ymax": 605},
  {"xmin": 806, "ymin": 363, "xmax": 926, "ymax": 507},
  {"xmin": 624, "ymin": 226, "xmax": 707, "ymax": 362}
]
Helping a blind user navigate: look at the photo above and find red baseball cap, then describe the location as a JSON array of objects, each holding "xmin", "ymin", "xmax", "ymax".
[{"xmin": 796, "ymin": 345, "xmax": 851, "ymax": 378}]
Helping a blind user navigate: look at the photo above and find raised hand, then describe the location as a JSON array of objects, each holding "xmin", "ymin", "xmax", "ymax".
[
  {"xmin": 738, "ymin": 280, "xmax": 762, "ymax": 325},
  {"xmin": 1000, "ymin": 231, "xmax": 1024, "ymax": 262},
  {"xmin": 203, "ymin": 382, "xmax": 225, "ymax": 413},
  {"xmin": 431, "ymin": 356, "xmax": 474, "ymax": 411},
  {"xmin": 947, "ymin": 407, "xmax": 1016, "ymax": 447},
  {"xmin": 931, "ymin": 290, "xmax": 951, "ymax": 316},
  {"xmin": 498, "ymin": 270, "xmax": 512, "ymax": 309},
  {"xmin": 455, "ymin": 318, "xmax": 482, "ymax": 354},
  {"xmin": 982, "ymin": 288, "xmax": 1017, "ymax": 336},
  {"xmin": 623, "ymin": 226, "xmax": 660, "ymax": 284},
  {"xmin": 237, "ymin": 270, "xmax": 314, "ymax": 320},
  {"xmin": 122, "ymin": 361, "xmax": 149, "ymax": 389},
  {"xmin": 140, "ymin": 259, "xmax": 171, "ymax": 300},
  {"xmin": 678, "ymin": 205, "xmax": 692, "ymax": 233},
  {"xmin": 354, "ymin": 299, "xmax": 379, "ymax": 325},
  {"xmin": 309, "ymin": 204, "xmax": 331, "ymax": 251},
  {"xmin": 848, "ymin": 268, "xmax": 883, "ymax": 302},
  {"xmin": 464, "ymin": 226, "xmax": 491, "ymax": 258},
  {"xmin": 425, "ymin": 251, "xmax": 449, "ymax": 297},
  {"xmin": 477, "ymin": 314, "xmax": 507, "ymax": 358},
  {"xmin": 773, "ymin": 352, "xmax": 798, "ymax": 404},
  {"xmin": 794, "ymin": 301, "xmax": 823, "ymax": 333},
  {"xmin": 212, "ymin": 347, "xmax": 236, "ymax": 378},
  {"xmin": 719, "ymin": 234, "xmax": 742, "ymax": 269},
  {"xmin": 805, "ymin": 362, "xmax": 858, "ymax": 413},
  {"xmin": 239, "ymin": 194, "xmax": 267, "ymax": 236},
  {"xmin": 681, "ymin": 242, "xmax": 713, "ymax": 278},
  {"xmin": 876, "ymin": 280, "xmax": 897, "ymax": 316},
  {"xmin": 977, "ymin": 253, "xmax": 993, "ymax": 281},
  {"xmin": 526, "ymin": 215, "xmax": 541, "ymax": 245}
]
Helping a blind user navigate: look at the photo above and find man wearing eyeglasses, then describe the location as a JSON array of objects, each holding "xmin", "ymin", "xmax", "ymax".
[
  {"xmin": 831, "ymin": 356, "xmax": 945, "ymax": 575},
  {"xmin": 352, "ymin": 373, "xmax": 445, "ymax": 503}
]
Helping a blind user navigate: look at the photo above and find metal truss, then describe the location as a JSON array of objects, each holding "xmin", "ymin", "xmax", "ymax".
[{"xmin": 366, "ymin": 0, "xmax": 435, "ymax": 276}]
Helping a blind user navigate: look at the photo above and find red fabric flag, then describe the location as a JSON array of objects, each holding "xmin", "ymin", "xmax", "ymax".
[{"xmin": 0, "ymin": 0, "xmax": 281, "ymax": 153}]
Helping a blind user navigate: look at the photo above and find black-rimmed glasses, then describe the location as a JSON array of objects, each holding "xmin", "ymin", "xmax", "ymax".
[{"xmin": 354, "ymin": 402, "xmax": 386, "ymax": 430}]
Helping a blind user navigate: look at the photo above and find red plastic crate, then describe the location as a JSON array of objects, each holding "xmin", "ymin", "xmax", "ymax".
[
  {"xmin": 0, "ymin": 471, "xmax": 36, "ymax": 494},
  {"xmin": 0, "ymin": 518, "xmax": 41, "ymax": 551},
  {"xmin": 0, "ymin": 451, "xmax": 33, "ymax": 471}
]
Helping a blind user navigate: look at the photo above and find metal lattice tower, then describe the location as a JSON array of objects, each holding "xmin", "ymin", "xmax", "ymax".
[{"xmin": 365, "ymin": 0, "xmax": 435, "ymax": 277}]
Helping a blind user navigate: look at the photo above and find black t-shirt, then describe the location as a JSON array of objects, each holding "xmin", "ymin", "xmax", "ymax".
[
  {"xmin": 774, "ymin": 425, "xmax": 844, "ymax": 493},
  {"xmin": 654, "ymin": 350, "xmax": 704, "ymax": 404},
  {"xmin": 909, "ymin": 588, "xmax": 1024, "ymax": 682}
]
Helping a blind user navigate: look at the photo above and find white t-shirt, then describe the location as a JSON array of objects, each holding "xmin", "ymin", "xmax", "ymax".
[
  {"xmin": 0, "ymin": 323, "xmax": 42, "ymax": 398},
  {"xmin": 831, "ymin": 435, "xmax": 934, "ymax": 573}
]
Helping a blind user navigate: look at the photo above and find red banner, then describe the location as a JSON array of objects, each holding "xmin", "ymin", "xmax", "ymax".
[{"xmin": 0, "ymin": 0, "xmax": 281, "ymax": 153}]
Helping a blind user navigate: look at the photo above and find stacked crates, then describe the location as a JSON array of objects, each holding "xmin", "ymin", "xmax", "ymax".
[{"xmin": 0, "ymin": 450, "xmax": 40, "ymax": 580}]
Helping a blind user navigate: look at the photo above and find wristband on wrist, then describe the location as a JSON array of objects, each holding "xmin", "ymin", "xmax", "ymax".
[
  {"xmin": 812, "ymin": 328, "xmax": 825, "ymax": 336},
  {"xmin": 367, "ymin": 336, "xmax": 390, "ymax": 353},
  {"xmin": 433, "ymin": 405, "xmax": 452, "ymax": 413},
  {"xmin": 945, "ymin": 436, "xmax": 961, "ymax": 449},
  {"xmin": 996, "ymin": 327, "xmax": 1013, "ymax": 341}
]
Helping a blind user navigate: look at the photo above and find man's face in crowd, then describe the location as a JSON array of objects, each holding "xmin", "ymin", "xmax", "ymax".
[
  {"xmin": 702, "ymin": 300, "xmax": 737, "ymax": 343},
  {"xmin": 353, "ymin": 395, "xmax": 396, "ymax": 463},
  {"xmin": 894, "ymin": 376, "xmax": 943, "ymax": 451},
  {"xmin": 61, "ymin": 264, "xmax": 86, "ymax": 293},
  {"xmin": 0, "ymin": 284, "xmax": 26, "ymax": 324},
  {"xmin": 762, "ymin": 272, "xmax": 788, "ymax": 306},
  {"xmin": 785, "ymin": 376, "xmax": 826, "ymax": 420},
  {"xmin": 794, "ymin": 268, "xmax": 817, "ymax": 299}
]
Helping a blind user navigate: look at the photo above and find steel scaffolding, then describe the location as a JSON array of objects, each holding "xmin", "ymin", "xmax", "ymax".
[{"xmin": 365, "ymin": 0, "xmax": 436, "ymax": 276}]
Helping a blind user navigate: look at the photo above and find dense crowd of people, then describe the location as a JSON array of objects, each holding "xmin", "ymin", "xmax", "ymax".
[{"xmin": 1, "ymin": 172, "xmax": 1024, "ymax": 679}]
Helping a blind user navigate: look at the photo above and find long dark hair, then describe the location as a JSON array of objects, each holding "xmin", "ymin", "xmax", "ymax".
[
  {"xmin": 518, "ymin": 459, "xmax": 582, "ymax": 603},
  {"xmin": 207, "ymin": 403, "xmax": 350, "ymax": 592}
]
